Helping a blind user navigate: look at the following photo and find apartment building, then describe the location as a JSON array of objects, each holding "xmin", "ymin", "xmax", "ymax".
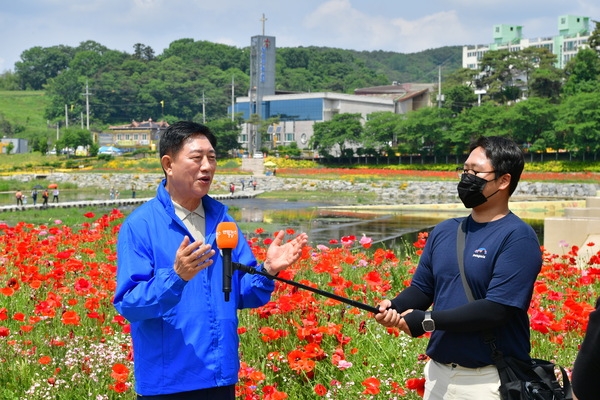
[{"xmin": 463, "ymin": 14, "xmax": 591, "ymax": 70}]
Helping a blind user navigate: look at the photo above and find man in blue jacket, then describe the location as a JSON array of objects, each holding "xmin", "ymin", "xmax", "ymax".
[{"xmin": 114, "ymin": 121, "xmax": 308, "ymax": 399}]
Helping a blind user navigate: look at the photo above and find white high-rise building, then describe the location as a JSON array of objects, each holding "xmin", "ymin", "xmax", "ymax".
[{"xmin": 463, "ymin": 15, "xmax": 591, "ymax": 70}]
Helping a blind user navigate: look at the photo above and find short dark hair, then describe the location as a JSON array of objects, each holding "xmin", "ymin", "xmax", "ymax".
[
  {"xmin": 159, "ymin": 121, "xmax": 217, "ymax": 160},
  {"xmin": 469, "ymin": 136, "xmax": 524, "ymax": 195}
]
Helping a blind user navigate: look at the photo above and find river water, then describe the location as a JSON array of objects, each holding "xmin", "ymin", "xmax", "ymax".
[
  {"xmin": 0, "ymin": 190, "xmax": 543, "ymax": 250},
  {"xmin": 220, "ymin": 197, "xmax": 544, "ymax": 249}
]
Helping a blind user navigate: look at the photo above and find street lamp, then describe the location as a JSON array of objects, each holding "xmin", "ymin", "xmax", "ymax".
[{"xmin": 474, "ymin": 89, "xmax": 487, "ymax": 106}]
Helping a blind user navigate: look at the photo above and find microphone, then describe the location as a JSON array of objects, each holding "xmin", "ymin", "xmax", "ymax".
[{"xmin": 216, "ymin": 222, "xmax": 238, "ymax": 301}]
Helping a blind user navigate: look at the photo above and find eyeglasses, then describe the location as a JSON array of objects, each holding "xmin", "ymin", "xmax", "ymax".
[{"xmin": 456, "ymin": 167, "xmax": 496, "ymax": 177}]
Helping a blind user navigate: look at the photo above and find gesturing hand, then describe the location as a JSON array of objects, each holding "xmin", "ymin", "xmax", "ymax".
[
  {"xmin": 174, "ymin": 236, "xmax": 216, "ymax": 281},
  {"xmin": 263, "ymin": 231, "xmax": 308, "ymax": 275}
]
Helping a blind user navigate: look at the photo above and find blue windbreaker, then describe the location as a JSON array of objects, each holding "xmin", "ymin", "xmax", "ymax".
[{"xmin": 113, "ymin": 180, "xmax": 275, "ymax": 395}]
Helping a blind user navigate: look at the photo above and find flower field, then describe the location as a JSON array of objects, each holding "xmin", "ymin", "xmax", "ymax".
[{"xmin": 0, "ymin": 210, "xmax": 598, "ymax": 399}]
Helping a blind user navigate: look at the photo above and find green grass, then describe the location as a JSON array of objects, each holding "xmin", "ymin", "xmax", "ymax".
[
  {"xmin": 0, "ymin": 206, "xmax": 124, "ymax": 227},
  {"xmin": 0, "ymin": 91, "xmax": 50, "ymax": 136}
]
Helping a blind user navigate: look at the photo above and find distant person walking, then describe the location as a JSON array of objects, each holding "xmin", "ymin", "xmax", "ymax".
[
  {"xmin": 52, "ymin": 188, "xmax": 59, "ymax": 203},
  {"xmin": 229, "ymin": 182, "xmax": 235, "ymax": 197},
  {"xmin": 42, "ymin": 190, "xmax": 49, "ymax": 208},
  {"xmin": 240, "ymin": 178, "xmax": 245, "ymax": 191},
  {"xmin": 252, "ymin": 179, "xmax": 257, "ymax": 191},
  {"xmin": 31, "ymin": 189, "xmax": 38, "ymax": 206},
  {"xmin": 15, "ymin": 190, "xmax": 23, "ymax": 206}
]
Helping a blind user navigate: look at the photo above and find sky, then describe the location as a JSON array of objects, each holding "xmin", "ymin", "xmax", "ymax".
[{"xmin": 0, "ymin": 0, "xmax": 598, "ymax": 72}]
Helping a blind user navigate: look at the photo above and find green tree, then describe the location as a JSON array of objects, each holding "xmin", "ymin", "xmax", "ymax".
[
  {"xmin": 587, "ymin": 20, "xmax": 600, "ymax": 53},
  {"xmin": 513, "ymin": 47, "xmax": 558, "ymax": 97},
  {"xmin": 444, "ymin": 85, "xmax": 477, "ymax": 113},
  {"xmin": 477, "ymin": 49, "xmax": 519, "ymax": 103},
  {"xmin": 0, "ymin": 70, "xmax": 20, "ymax": 90},
  {"xmin": 133, "ymin": 43, "xmax": 156, "ymax": 61},
  {"xmin": 505, "ymin": 97, "xmax": 557, "ymax": 160},
  {"xmin": 452, "ymin": 103, "xmax": 511, "ymax": 150},
  {"xmin": 363, "ymin": 111, "xmax": 403, "ymax": 150},
  {"xmin": 56, "ymin": 128, "xmax": 93, "ymax": 156},
  {"xmin": 44, "ymin": 70, "xmax": 85, "ymax": 121},
  {"xmin": 276, "ymin": 142, "xmax": 301, "ymax": 157},
  {"xmin": 398, "ymin": 107, "xmax": 455, "ymax": 160},
  {"xmin": 160, "ymin": 39, "xmax": 247, "ymax": 72},
  {"xmin": 554, "ymin": 91, "xmax": 600, "ymax": 160},
  {"xmin": 310, "ymin": 113, "xmax": 362, "ymax": 158},
  {"xmin": 205, "ymin": 117, "xmax": 242, "ymax": 158},
  {"xmin": 15, "ymin": 45, "xmax": 74, "ymax": 90},
  {"xmin": 562, "ymin": 48, "xmax": 600, "ymax": 96},
  {"xmin": 528, "ymin": 68, "xmax": 563, "ymax": 101},
  {"xmin": 476, "ymin": 48, "xmax": 560, "ymax": 104}
]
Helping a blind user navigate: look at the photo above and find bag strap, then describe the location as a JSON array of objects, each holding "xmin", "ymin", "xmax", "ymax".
[
  {"xmin": 456, "ymin": 218, "xmax": 500, "ymax": 353},
  {"xmin": 532, "ymin": 363, "xmax": 573, "ymax": 400},
  {"xmin": 456, "ymin": 219, "xmax": 474, "ymax": 302}
]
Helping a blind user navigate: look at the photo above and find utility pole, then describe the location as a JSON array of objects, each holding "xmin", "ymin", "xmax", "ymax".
[
  {"xmin": 231, "ymin": 75, "xmax": 235, "ymax": 122},
  {"xmin": 202, "ymin": 92, "xmax": 206, "ymax": 124},
  {"xmin": 65, "ymin": 104, "xmax": 69, "ymax": 128},
  {"xmin": 437, "ymin": 66, "xmax": 444, "ymax": 108},
  {"xmin": 82, "ymin": 80, "xmax": 92, "ymax": 130}
]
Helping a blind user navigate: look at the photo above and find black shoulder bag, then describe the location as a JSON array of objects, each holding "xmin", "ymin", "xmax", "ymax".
[{"xmin": 456, "ymin": 219, "xmax": 572, "ymax": 400}]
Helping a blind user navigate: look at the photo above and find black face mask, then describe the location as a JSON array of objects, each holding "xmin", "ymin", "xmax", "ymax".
[{"xmin": 457, "ymin": 173, "xmax": 498, "ymax": 208}]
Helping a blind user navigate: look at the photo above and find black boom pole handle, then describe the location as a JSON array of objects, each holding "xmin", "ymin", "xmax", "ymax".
[{"xmin": 234, "ymin": 263, "xmax": 380, "ymax": 314}]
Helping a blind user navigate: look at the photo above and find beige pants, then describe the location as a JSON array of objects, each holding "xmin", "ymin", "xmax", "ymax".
[{"xmin": 424, "ymin": 359, "xmax": 501, "ymax": 400}]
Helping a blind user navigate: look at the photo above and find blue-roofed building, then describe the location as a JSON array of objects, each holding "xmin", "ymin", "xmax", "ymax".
[{"xmin": 231, "ymin": 83, "xmax": 433, "ymax": 156}]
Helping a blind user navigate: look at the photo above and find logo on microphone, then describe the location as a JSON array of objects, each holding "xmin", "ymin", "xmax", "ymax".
[
  {"xmin": 216, "ymin": 222, "xmax": 238, "ymax": 249},
  {"xmin": 217, "ymin": 221, "xmax": 238, "ymax": 302}
]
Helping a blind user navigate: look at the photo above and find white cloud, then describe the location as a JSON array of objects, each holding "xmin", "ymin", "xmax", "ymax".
[{"xmin": 0, "ymin": 0, "xmax": 597, "ymax": 72}]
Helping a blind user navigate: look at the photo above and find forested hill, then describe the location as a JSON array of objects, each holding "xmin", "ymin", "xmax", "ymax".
[
  {"xmin": 351, "ymin": 46, "xmax": 462, "ymax": 83},
  {"xmin": 0, "ymin": 39, "xmax": 462, "ymax": 125},
  {"xmin": 277, "ymin": 45, "xmax": 463, "ymax": 85}
]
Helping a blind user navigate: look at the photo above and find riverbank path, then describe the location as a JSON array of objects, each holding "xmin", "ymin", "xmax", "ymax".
[{"xmin": 0, "ymin": 191, "xmax": 265, "ymax": 213}]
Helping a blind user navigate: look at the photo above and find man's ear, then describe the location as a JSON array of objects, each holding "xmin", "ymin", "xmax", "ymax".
[
  {"xmin": 161, "ymin": 155, "xmax": 172, "ymax": 175},
  {"xmin": 499, "ymin": 173, "xmax": 512, "ymax": 190}
]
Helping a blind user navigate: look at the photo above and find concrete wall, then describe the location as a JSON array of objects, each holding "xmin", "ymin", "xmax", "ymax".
[{"xmin": 544, "ymin": 195, "xmax": 600, "ymax": 263}]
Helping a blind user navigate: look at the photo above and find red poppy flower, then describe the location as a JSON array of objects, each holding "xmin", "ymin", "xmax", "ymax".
[
  {"xmin": 61, "ymin": 310, "xmax": 81, "ymax": 325},
  {"xmin": 109, "ymin": 381, "xmax": 129, "ymax": 393},
  {"xmin": 111, "ymin": 363, "xmax": 130, "ymax": 382},
  {"xmin": 39, "ymin": 355, "xmax": 52, "ymax": 365},
  {"xmin": 362, "ymin": 376, "xmax": 380, "ymax": 395},
  {"xmin": 13, "ymin": 312, "xmax": 25, "ymax": 322},
  {"xmin": 406, "ymin": 377, "xmax": 426, "ymax": 396},
  {"xmin": 314, "ymin": 383, "xmax": 327, "ymax": 396}
]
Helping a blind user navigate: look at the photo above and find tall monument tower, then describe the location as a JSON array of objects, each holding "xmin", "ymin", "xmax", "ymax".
[{"xmin": 249, "ymin": 13, "xmax": 276, "ymax": 153}]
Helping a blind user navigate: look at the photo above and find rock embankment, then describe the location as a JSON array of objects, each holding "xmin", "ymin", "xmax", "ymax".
[{"xmin": 8, "ymin": 173, "xmax": 598, "ymax": 205}]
